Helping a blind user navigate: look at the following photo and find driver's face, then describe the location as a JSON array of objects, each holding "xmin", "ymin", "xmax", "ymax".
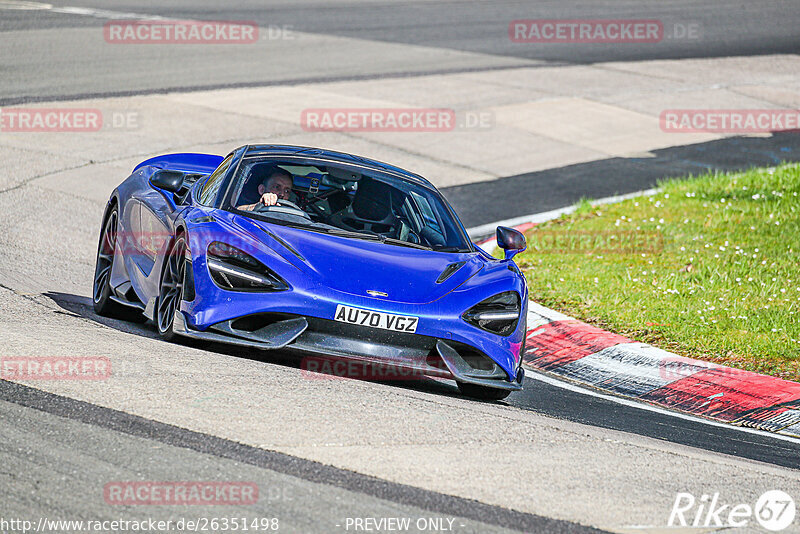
[{"xmin": 263, "ymin": 174, "xmax": 293, "ymax": 200}]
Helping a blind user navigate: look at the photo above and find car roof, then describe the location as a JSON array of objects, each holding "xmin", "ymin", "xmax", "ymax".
[{"xmin": 240, "ymin": 144, "xmax": 436, "ymax": 190}]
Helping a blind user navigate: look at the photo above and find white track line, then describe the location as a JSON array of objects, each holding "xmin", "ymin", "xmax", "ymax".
[
  {"xmin": 0, "ymin": 1, "xmax": 167, "ymax": 19},
  {"xmin": 466, "ymin": 187, "xmax": 659, "ymax": 239}
]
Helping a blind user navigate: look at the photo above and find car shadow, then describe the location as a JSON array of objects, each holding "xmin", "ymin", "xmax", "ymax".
[{"xmin": 43, "ymin": 291, "xmax": 490, "ymax": 402}]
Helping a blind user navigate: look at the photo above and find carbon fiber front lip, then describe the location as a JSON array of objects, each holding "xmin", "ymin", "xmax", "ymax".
[
  {"xmin": 174, "ymin": 311, "xmax": 521, "ymax": 390},
  {"xmin": 436, "ymin": 340, "xmax": 522, "ymax": 391},
  {"xmin": 173, "ymin": 311, "xmax": 307, "ymax": 349}
]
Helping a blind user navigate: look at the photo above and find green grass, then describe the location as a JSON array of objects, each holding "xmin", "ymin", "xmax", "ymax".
[{"xmin": 514, "ymin": 163, "xmax": 800, "ymax": 381}]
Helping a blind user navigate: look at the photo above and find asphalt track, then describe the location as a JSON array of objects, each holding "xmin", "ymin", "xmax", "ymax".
[
  {"xmin": 2, "ymin": 0, "xmax": 800, "ymax": 103},
  {"xmin": 2, "ymin": 1, "xmax": 800, "ymax": 532}
]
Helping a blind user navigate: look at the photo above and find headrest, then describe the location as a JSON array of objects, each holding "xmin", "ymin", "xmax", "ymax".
[{"xmin": 352, "ymin": 178, "xmax": 395, "ymax": 221}]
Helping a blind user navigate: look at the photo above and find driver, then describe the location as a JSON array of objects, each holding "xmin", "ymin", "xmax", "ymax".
[{"xmin": 237, "ymin": 167, "xmax": 294, "ymax": 211}]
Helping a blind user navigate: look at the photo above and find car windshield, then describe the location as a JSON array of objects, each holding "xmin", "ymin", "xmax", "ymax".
[{"xmin": 226, "ymin": 157, "xmax": 473, "ymax": 252}]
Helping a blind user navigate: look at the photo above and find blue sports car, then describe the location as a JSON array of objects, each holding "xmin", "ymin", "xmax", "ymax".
[{"xmin": 93, "ymin": 145, "xmax": 528, "ymax": 399}]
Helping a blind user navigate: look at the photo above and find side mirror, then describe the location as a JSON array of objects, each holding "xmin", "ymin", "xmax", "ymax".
[
  {"xmin": 149, "ymin": 169, "xmax": 185, "ymax": 193},
  {"xmin": 497, "ymin": 226, "xmax": 526, "ymax": 260}
]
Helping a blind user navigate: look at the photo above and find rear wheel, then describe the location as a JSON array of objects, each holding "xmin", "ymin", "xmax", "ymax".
[
  {"xmin": 156, "ymin": 236, "xmax": 187, "ymax": 341},
  {"xmin": 92, "ymin": 207, "xmax": 145, "ymax": 322},
  {"xmin": 457, "ymin": 381, "xmax": 512, "ymax": 401}
]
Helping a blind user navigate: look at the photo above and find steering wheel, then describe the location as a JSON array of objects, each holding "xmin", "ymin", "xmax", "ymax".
[{"xmin": 253, "ymin": 199, "xmax": 311, "ymax": 220}]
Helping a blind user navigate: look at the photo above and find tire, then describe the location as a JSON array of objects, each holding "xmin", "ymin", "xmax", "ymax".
[
  {"xmin": 155, "ymin": 236, "xmax": 188, "ymax": 341},
  {"xmin": 457, "ymin": 381, "xmax": 512, "ymax": 401},
  {"xmin": 92, "ymin": 206, "xmax": 146, "ymax": 323}
]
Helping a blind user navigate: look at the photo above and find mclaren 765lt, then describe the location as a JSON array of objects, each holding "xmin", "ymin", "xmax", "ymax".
[{"xmin": 93, "ymin": 145, "xmax": 528, "ymax": 399}]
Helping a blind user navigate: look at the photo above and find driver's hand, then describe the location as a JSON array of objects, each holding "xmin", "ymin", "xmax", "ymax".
[{"xmin": 259, "ymin": 193, "xmax": 279, "ymax": 206}]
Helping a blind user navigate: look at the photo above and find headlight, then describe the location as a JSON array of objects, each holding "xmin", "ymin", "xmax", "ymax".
[
  {"xmin": 462, "ymin": 291, "xmax": 521, "ymax": 336},
  {"xmin": 206, "ymin": 241, "xmax": 288, "ymax": 292}
]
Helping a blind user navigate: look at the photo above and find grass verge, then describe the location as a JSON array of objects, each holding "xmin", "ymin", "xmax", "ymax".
[{"xmin": 514, "ymin": 163, "xmax": 800, "ymax": 381}]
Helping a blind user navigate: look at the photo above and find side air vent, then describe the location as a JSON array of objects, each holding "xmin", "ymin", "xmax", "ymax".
[
  {"xmin": 436, "ymin": 261, "xmax": 466, "ymax": 284},
  {"xmin": 259, "ymin": 227, "xmax": 306, "ymax": 263}
]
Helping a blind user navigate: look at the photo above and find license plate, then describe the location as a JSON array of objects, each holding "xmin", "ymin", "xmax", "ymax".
[{"xmin": 334, "ymin": 304, "xmax": 419, "ymax": 333}]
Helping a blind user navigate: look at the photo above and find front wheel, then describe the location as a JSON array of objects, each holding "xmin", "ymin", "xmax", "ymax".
[
  {"xmin": 457, "ymin": 381, "xmax": 512, "ymax": 401},
  {"xmin": 155, "ymin": 236, "xmax": 188, "ymax": 341},
  {"xmin": 93, "ymin": 207, "xmax": 146, "ymax": 322}
]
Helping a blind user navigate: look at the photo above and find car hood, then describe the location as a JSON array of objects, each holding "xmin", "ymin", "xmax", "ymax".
[{"xmin": 246, "ymin": 219, "xmax": 483, "ymax": 304}]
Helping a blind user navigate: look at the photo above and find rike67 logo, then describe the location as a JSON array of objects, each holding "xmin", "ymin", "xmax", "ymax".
[{"xmin": 669, "ymin": 490, "xmax": 796, "ymax": 531}]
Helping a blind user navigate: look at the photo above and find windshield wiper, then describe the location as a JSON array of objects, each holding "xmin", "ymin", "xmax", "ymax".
[
  {"xmin": 380, "ymin": 237, "xmax": 432, "ymax": 250},
  {"xmin": 317, "ymin": 227, "xmax": 382, "ymax": 241},
  {"xmin": 431, "ymin": 245, "xmax": 467, "ymax": 252},
  {"xmin": 319, "ymin": 228, "xmax": 431, "ymax": 250}
]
